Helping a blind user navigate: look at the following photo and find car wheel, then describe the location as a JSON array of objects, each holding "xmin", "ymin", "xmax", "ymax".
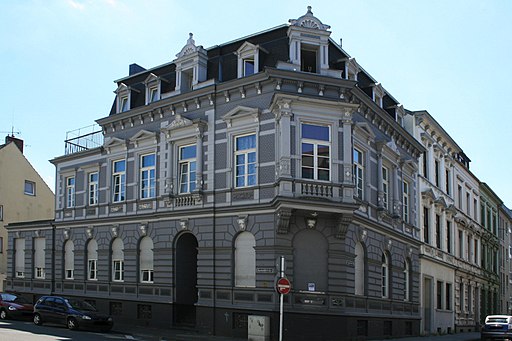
[
  {"xmin": 0, "ymin": 309, "xmax": 7, "ymax": 320},
  {"xmin": 67, "ymin": 317, "xmax": 79, "ymax": 330},
  {"xmin": 33, "ymin": 313, "xmax": 43, "ymax": 325}
]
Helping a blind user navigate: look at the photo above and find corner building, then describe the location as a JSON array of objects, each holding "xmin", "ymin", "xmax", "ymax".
[{"xmin": 6, "ymin": 8, "xmax": 425, "ymax": 340}]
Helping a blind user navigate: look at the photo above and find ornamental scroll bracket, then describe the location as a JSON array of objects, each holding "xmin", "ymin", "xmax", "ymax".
[
  {"xmin": 335, "ymin": 214, "xmax": 353, "ymax": 239},
  {"xmin": 277, "ymin": 208, "xmax": 292, "ymax": 234}
]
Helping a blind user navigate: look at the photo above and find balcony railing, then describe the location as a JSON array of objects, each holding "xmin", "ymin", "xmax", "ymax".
[{"xmin": 64, "ymin": 125, "xmax": 103, "ymax": 155}]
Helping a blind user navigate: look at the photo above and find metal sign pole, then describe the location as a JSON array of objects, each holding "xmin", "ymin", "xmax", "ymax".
[{"xmin": 279, "ymin": 255, "xmax": 284, "ymax": 341}]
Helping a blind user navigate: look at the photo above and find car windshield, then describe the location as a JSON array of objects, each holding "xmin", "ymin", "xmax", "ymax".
[
  {"xmin": 65, "ymin": 299, "xmax": 97, "ymax": 312},
  {"xmin": 487, "ymin": 317, "xmax": 509, "ymax": 323},
  {"xmin": 1, "ymin": 294, "xmax": 29, "ymax": 304}
]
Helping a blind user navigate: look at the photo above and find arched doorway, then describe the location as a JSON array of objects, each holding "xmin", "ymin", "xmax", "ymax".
[{"xmin": 174, "ymin": 233, "xmax": 198, "ymax": 327}]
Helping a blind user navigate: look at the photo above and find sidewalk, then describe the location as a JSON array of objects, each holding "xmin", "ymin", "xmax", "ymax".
[{"xmin": 374, "ymin": 332, "xmax": 480, "ymax": 341}]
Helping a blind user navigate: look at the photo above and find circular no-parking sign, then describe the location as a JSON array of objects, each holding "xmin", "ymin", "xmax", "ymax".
[{"xmin": 276, "ymin": 277, "xmax": 291, "ymax": 295}]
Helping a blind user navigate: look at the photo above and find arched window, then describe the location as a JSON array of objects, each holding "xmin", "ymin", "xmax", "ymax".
[
  {"xmin": 234, "ymin": 232, "xmax": 256, "ymax": 287},
  {"xmin": 140, "ymin": 237, "xmax": 154, "ymax": 283},
  {"xmin": 87, "ymin": 239, "xmax": 98, "ymax": 280},
  {"xmin": 64, "ymin": 240, "xmax": 75, "ymax": 279},
  {"xmin": 381, "ymin": 253, "xmax": 389, "ymax": 298},
  {"xmin": 404, "ymin": 259, "xmax": 411, "ymax": 301},
  {"xmin": 354, "ymin": 242, "xmax": 366, "ymax": 295},
  {"xmin": 112, "ymin": 238, "xmax": 124, "ymax": 282}
]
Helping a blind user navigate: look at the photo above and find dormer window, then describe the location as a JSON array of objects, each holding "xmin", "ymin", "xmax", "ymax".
[
  {"xmin": 149, "ymin": 87, "xmax": 159, "ymax": 103},
  {"xmin": 236, "ymin": 42, "xmax": 266, "ymax": 78},
  {"xmin": 372, "ymin": 83, "xmax": 384, "ymax": 108},
  {"xmin": 174, "ymin": 33, "xmax": 208, "ymax": 93},
  {"xmin": 114, "ymin": 83, "xmax": 131, "ymax": 113},
  {"xmin": 144, "ymin": 73, "xmax": 161, "ymax": 104},
  {"xmin": 120, "ymin": 97, "xmax": 129, "ymax": 112}
]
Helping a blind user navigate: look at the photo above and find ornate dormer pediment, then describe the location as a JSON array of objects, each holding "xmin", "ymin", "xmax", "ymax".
[
  {"xmin": 103, "ymin": 137, "xmax": 127, "ymax": 154},
  {"xmin": 114, "ymin": 83, "xmax": 129, "ymax": 94},
  {"xmin": 354, "ymin": 121, "xmax": 376, "ymax": 141},
  {"xmin": 129, "ymin": 129, "xmax": 158, "ymax": 148},
  {"xmin": 236, "ymin": 41, "xmax": 268, "ymax": 56},
  {"xmin": 161, "ymin": 114, "xmax": 206, "ymax": 141},
  {"xmin": 222, "ymin": 106, "xmax": 260, "ymax": 128},
  {"xmin": 176, "ymin": 33, "xmax": 205, "ymax": 59},
  {"xmin": 289, "ymin": 6, "xmax": 330, "ymax": 31},
  {"xmin": 165, "ymin": 114, "xmax": 193, "ymax": 131}
]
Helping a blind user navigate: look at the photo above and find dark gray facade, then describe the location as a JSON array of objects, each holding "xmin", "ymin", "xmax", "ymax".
[{"xmin": 6, "ymin": 8, "xmax": 425, "ymax": 340}]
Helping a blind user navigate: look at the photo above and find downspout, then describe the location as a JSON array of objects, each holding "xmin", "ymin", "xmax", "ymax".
[
  {"xmin": 212, "ymin": 81, "xmax": 217, "ymax": 336},
  {"xmin": 51, "ymin": 222, "xmax": 56, "ymax": 295}
]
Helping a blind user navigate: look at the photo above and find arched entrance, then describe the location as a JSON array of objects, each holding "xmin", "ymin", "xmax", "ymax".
[{"xmin": 174, "ymin": 233, "xmax": 198, "ymax": 327}]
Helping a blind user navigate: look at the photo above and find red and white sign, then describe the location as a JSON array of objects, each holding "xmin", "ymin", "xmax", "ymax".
[{"xmin": 276, "ymin": 277, "xmax": 291, "ymax": 295}]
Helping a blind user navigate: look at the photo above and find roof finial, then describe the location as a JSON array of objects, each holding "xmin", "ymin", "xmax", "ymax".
[{"xmin": 307, "ymin": 6, "xmax": 312, "ymax": 14}]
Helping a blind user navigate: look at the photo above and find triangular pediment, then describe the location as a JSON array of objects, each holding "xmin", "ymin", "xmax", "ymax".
[
  {"xmin": 434, "ymin": 196, "xmax": 448, "ymax": 208},
  {"xmin": 222, "ymin": 106, "xmax": 260, "ymax": 127},
  {"xmin": 163, "ymin": 114, "xmax": 194, "ymax": 131},
  {"xmin": 354, "ymin": 122, "xmax": 376, "ymax": 140},
  {"xmin": 103, "ymin": 137, "xmax": 127, "ymax": 153},
  {"xmin": 114, "ymin": 83, "xmax": 129, "ymax": 94},
  {"xmin": 421, "ymin": 188, "xmax": 437, "ymax": 202},
  {"xmin": 129, "ymin": 130, "xmax": 158, "ymax": 147},
  {"xmin": 143, "ymin": 73, "xmax": 159, "ymax": 85}
]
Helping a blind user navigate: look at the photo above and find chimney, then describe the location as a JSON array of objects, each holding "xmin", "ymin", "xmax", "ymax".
[{"xmin": 5, "ymin": 135, "xmax": 24, "ymax": 154}]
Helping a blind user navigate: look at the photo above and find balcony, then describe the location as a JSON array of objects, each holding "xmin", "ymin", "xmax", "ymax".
[{"xmin": 64, "ymin": 124, "xmax": 103, "ymax": 155}]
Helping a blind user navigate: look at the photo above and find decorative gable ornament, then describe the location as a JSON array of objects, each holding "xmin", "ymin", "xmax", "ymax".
[
  {"xmin": 129, "ymin": 129, "xmax": 158, "ymax": 148},
  {"xmin": 289, "ymin": 6, "xmax": 330, "ymax": 31},
  {"xmin": 103, "ymin": 137, "xmax": 127, "ymax": 154},
  {"xmin": 176, "ymin": 33, "xmax": 203, "ymax": 59},
  {"xmin": 222, "ymin": 106, "xmax": 260, "ymax": 128}
]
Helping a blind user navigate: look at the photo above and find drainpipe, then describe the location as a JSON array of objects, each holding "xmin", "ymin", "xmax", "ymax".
[
  {"xmin": 212, "ymin": 81, "xmax": 217, "ymax": 336},
  {"xmin": 51, "ymin": 222, "xmax": 56, "ymax": 295}
]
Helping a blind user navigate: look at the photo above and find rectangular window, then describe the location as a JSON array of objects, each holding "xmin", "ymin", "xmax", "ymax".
[
  {"xmin": 353, "ymin": 148, "xmax": 364, "ymax": 199},
  {"xmin": 459, "ymin": 230, "xmax": 464, "ymax": 258},
  {"xmin": 235, "ymin": 134, "xmax": 257, "ymax": 187},
  {"xmin": 402, "ymin": 181, "xmax": 409, "ymax": 222},
  {"xmin": 88, "ymin": 172, "xmax": 98, "ymax": 206},
  {"xmin": 243, "ymin": 58, "xmax": 255, "ymax": 76},
  {"xmin": 88, "ymin": 259, "xmax": 97, "ymax": 280},
  {"xmin": 0, "ymin": 205, "xmax": 3, "ymax": 221},
  {"xmin": 0, "ymin": 236, "xmax": 3, "ymax": 253},
  {"xmin": 468, "ymin": 285, "xmax": 472, "ymax": 312},
  {"xmin": 112, "ymin": 160, "xmax": 126, "ymax": 202},
  {"xmin": 437, "ymin": 281, "xmax": 443, "ymax": 309},
  {"xmin": 458, "ymin": 185, "xmax": 463, "ymax": 209},
  {"xmin": 179, "ymin": 145, "xmax": 197, "ymax": 193},
  {"xmin": 141, "ymin": 269, "xmax": 154, "ymax": 283},
  {"xmin": 422, "ymin": 152, "xmax": 428, "ymax": 178},
  {"xmin": 459, "ymin": 282, "xmax": 465, "ymax": 312},
  {"xmin": 120, "ymin": 96, "xmax": 129, "ymax": 112},
  {"xmin": 24, "ymin": 180, "xmax": 35, "ymax": 195},
  {"xmin": 466, "ymin": 193, "xmax": 471, "ymax": 216},
  {"xmin": 140, "ymin": 154, "xmax": 156, "ymax": 199},
  {"xmin": 434, "ymin": 160, "xmax": 440, "ymax": 187},
  {"xmin": 113, "ymin": 260, "xmax": 124, "ymax": 282},
  {"xmin": 35, "ymin": 267, "xmax": 45, "ymax": 279},
  {"xmin": 66, "ymin": 177, "xmax": 75, "ymax": 208},
  {"xmin": 446, "ymin": 283, "xmax": 452, "ymax": 310},
  {"xmin": 66, "ymin": 270, "xmax": 74, "ymax": 279},
  {"xmin": 34, "ymin": 238, "xmax": 45, "ymax": 279},
  {"xmin": 382, "ymin": 167, "xmax": 389, "ymax": 210},
  {"xmin": 15, "ymin": 238, "xmax": 25, "ymax": 278},
  {"xmin": 435, "ymin": 214, "xmax": 441, "ymax": 249},
  {"xmin": 446, "ymin": 221, "xmax": 452, "ymax": 254},
  {"xmin": 474, "ymin": 239, "xmax": 479, "ymax": 263},
  {"xmin": 445, "ymin": 169, "xmax": 451, "ymax": 195},
  {"xmin": 301, "ymin": 124, "xmax": 330, "ymax": 181},
  {"xmin": 149, "ymin": 87, "xmax": 159, "ymax": 103},
  {"xmin": 423, "ymin": 207, "xmax": 430, "ymax": 244}
]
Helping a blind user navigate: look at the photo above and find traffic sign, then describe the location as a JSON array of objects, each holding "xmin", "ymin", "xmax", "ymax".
[{"xmin": 276, "ymin": 277, "xmax": 291, "ymax": 295}]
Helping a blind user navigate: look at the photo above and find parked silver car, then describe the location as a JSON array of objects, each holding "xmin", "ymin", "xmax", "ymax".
[{"xmin": 481, "ymin": 315, "xmax": 512, "ymax": 340}]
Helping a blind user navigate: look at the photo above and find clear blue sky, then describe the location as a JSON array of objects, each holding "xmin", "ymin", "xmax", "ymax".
[{"xmin": 1, "ymin": 0, "xmax": 511, "ymax": 206}]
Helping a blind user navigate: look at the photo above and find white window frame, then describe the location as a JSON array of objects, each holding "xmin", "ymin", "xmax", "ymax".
[
  {"xmin": 235, "ymin": 133, "xmax": 257, "ymax": 188},
  {"xmin": 234, "ymin": 232, "xmax": 256, "ymax": 288},
  {"xmin": 119, "ymin": 95, "xmax": 129, "ymax": 113},
  {"xmin": 88, "ymin": 172, "xmax": 98, "ymax": 206},
  {"xmin": 66, "ymin": 177, "xmax": 75, "ymax": 208},
  {"xmin": 353, "ymin": 148, "xmax": 364, "ymax": 199},
  {"xmin": 236, "ymin": 42, "xmax": 260, "ymax": 78},
  {"xmin": 34, "ymin": 238, "xmax": 45, "ymax": 279},
  {"xmin": 141, "ymin": 269, "xmax": 154, "ymax": 283},
  {"xmin": 24, "ymin": 180, "xmax": 35, "ymax": 196},
  {"xmin": 178, "ymin": 145, "xmax": 197, "ymax": 194},
  {"xmin": 301, "ymin": 123, "xmax": 331, "ymax": 182},
  {"xmin": 403, "ymin": 180, "xmax": 409, "ymax": 222},
  {"xmin": 140, "ymin": 154, "xmax": 156, "ymax": 199},
  {"xmin": 243, "ymin": 58, "xmax": 255, "ymax": 77},
  {"xmin": 112, "ymin": 159, "xmax": 126, "ymax": 203},
  {"xmin": 15, "ymin": 238, "xmax": 25, "ymax": 278},
  {"xmin": 148, "ymin": 86, "xmax": 159, "ymax": 103},
  {"xmin": 139, "ymin": 237, "xmax": 154, "ymax": 284},
  {"xmin": 88, "ymin": 259, "xmax": 97, "ymax": 280},
  {"xmin": 382, "ymin": 166, "xmax": 389, "ymax": 210},
  {"xmin": 64, "ymin": 240, "xmax": 74, "ymax": 280},
  {"xmin": 113, "ymin": 260, "xmax": 124, "ymax": 282},
  {"xmin": 35, "ymin": 267, "xmax": 45, "ymax": 279}
]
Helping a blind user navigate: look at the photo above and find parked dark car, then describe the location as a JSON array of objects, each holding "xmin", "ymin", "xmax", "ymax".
[
  {"xmin": 33, "ymin": 296, "xmax": 113, "ymax": 331},
  {"xmin": 481, "ymin": 315, "xmax": 512, "ymax": 340},
  {"xmin": 0, "ymin": 293, "xmax": 34, "ymax": 320}
]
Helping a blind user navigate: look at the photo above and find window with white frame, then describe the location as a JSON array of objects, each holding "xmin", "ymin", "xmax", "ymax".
[
  {"xmin": 236, "ymin": 42, "xmax": 261, "ymax": 78},
  {"xmin": 445, "ymin": 169, "xmax": 451, "ymax": 195},
  {"xmin": 235, "ymin": 134, "xmax": 257, "ymax": 187},
  {"xmin": 66, "ymin": 176, "xmax": 75, "ymax": 208},
  {"xmin": 301, "ymin": 123, "xmax": 330, "ymax": 181},
  {"xmin": 382, "ymin": 166, "xmax": 389, "ymax": 209},
  {"xmin": 148, "ymin": 86, "xmax": 159, "ymax": 103},
  {"xmin": 354, "ymin": 242, "xmax": 365, "ymax": 296},
  {"xmin": 112, "ymin": 238, "xmax": 124, "ymax": 282},
  {"xmin": 112, "ymin": 160, "xmax": 126, "ymax": 202},
  {"xmin": 88, "ymin": 172, "xmax": 98, "ymax": 206},
  {"xmin": 15, "ymin": 238, "xmax": 25, "ymax": 278},
  {"xmin": 140, "ymin": 154, "xmax": 156, "ymax": 199},
  {"xmin": 24, "ymin": 180, "xmax": 35, "ymax": 196},
  {"xmin": 234, "ymin": 232, "xmax": 256, "ymax": 287},
  {"xmin": 64, "ymin": 240, "xmax": 74, "ymax": 279},
  {"xmin": 119, "ymin": 96, "xmax": 129, "ymax": 113},
  {"xmin": 381, "ymin": 253, "xmax": 389, "ymax": 298},
  {"xmin": 243, "ymin": 58, "xmax": 255, "ymax": 76},
  {"xmin": 34, "ymin": 237, "xmax": 45, "ymax": 279},
  {"xmin": 403, "ymin": 181, "xmax": 409, "ymax": 222},
  {"xmin": 140, "ymin": 236, "xmax": 154, "ymax": 283},
  {"xmin": 353, "ymin": 148, "xmax": 364, "ymax": 199},
  {"xmin": 178, "ymin": 145, "xmax": 197, "ymax": 193},
  {"xmin": 87, "ymin": 239, "xmax": 98, "ymax": 280}
]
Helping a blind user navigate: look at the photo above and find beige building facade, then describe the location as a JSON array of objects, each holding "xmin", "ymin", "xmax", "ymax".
[{"xmin": 0, "ymin": 136, "xmax": 54, "ymax": 289}]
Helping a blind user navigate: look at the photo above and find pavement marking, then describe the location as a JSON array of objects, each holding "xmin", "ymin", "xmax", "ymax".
[{"xmin": 125, "ymin": 336, "xmax": 135, "ymax": 340}]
